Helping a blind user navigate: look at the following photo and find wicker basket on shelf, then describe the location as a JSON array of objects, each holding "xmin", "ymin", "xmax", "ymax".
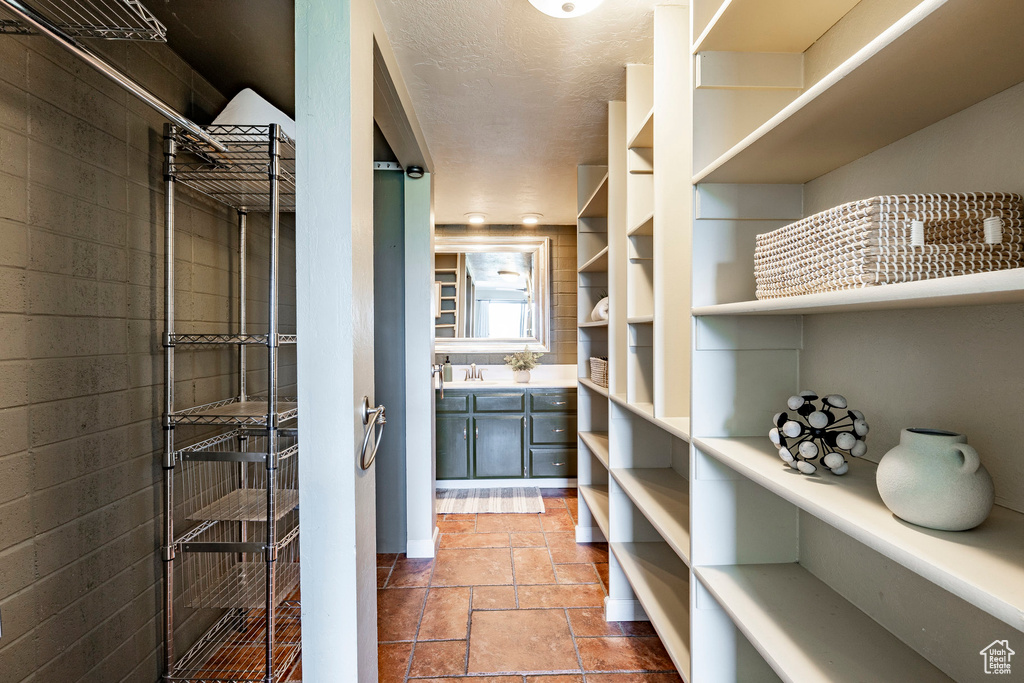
[
  {"xmin": 754, "ymin": 193, "xmax": 1024, "ymax": 299},
  {"xmin": 590, "ymin": 357, "xmax": 608, "ymax": 388}
]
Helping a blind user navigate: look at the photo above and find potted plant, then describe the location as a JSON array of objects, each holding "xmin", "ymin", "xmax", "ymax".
[{"xmin": 504, "ymin": 347, "xmax": 543, "ymax": 384}]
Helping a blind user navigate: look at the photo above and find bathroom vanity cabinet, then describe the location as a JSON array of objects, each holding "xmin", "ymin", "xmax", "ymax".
[{"xmin": 436, "ymin": 387, "xmax": 577, "ymax": 480}]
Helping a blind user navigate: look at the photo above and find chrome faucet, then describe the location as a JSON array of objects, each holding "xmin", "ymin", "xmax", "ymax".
[{"xmin": 465, "ymin": 363, "xmax": 485, "ymax": 381}]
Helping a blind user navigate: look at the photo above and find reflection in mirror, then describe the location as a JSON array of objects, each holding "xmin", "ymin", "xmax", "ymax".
[{"xmin": 434, "ymin": 237, "xmax": 549, "ymax": 353}]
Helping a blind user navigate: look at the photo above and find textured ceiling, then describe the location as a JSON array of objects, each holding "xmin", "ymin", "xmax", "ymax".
[{"xmin": 376, "ymin": 0, "xmax": 655, "ymax": 225}]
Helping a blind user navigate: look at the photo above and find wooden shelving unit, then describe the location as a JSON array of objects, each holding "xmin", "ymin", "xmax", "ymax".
[
  {"xmin": 579, "ymin": 431, "xmax": 610, "ymax": 469},
  {"xmin": 611, "ymin": 468, "xmax": 690, "ymax": 564},
  {"xmin": 579, "ymin": 484, "xmax": 610, "ymax": 537}
]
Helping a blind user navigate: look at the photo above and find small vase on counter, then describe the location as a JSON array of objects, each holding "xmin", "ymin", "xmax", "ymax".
[
  {"xmin": 513, "ymin": 370, "xmax": 531, "ymax": 383},
  {"xmin": 876, "ymin": 428, "xmax": 994, "ymax": 531}
]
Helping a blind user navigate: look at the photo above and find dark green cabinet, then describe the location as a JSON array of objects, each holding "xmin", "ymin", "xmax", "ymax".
[
  {"xmin": 435, "ymin": 387, "xmax": 576, "ymax": 480},
  {"xmin": 436, "ymin": 415, "xmax": 470, "ymax": 479},
  {"xmin": 473, "ymin": 416, "xmax": 525, "ymax": 478}
]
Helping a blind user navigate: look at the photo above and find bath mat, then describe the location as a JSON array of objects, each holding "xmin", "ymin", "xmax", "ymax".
[{"xmin": 436, "ymin": 487, "xmax": 544, "ymax": 514}]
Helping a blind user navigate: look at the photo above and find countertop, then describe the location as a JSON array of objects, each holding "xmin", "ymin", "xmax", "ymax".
[
  {"xmin": 441, "ymin": 379, "xmax": 578, "ymax": 390},
  {"xmin": 438, "ymin": 364, "xmax": 577, "ymax": 390}
]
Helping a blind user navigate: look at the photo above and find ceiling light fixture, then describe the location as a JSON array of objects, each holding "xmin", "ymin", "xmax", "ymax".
[
  {"xmin": 528, "ymin": 0, "xmax": 603, "ymax": 18},
  {"xmin": 522, "ymin": 214, "xmax": 542, "ymax": 225},
  {"xmin": 465, "ymin": 213, "xmax": 487, "ymax": 225},
  {"xmin": 498, "ymin": 270, "xmax": 521, "ymax": 281}
]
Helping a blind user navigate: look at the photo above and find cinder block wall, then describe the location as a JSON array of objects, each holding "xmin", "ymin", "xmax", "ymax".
[
  {"xmin": 434, "ymin": 223, "xmax": 577, "ymax": 366},
  {"xmin": 0, "ymin": 35, "xmax": 296, "ymax": 681}
]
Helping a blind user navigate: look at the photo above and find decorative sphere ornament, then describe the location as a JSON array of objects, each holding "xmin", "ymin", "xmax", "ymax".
[{"xmin": 767, "ymin": 390, "xmax": 869, "ymax": 476}]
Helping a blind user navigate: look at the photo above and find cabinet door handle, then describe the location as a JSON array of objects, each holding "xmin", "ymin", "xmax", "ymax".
[
  {"xmin": 475, "ymin": 427, "xmax": 479, "ymax": 439},
  {"xmin": 552, "ymin": 428, "xmax": 566, "ymax": 433},
  {"xmin": 463, "ymin": 427, "xmax": 467, "ymax": 440},
  {"xmin": 552, "ymin": 462, "xmax": 565, "ymax": 466},
  {"xmin": 552, "ymin": 401, "xmax": 566, "ymax": 405}
]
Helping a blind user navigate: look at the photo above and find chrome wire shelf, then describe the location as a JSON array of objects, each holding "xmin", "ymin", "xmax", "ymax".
[
  {"xmin": 177, "ymin": 430, "xmax": 299, "ymax": 523},
  {"xmin": 0, "ymin": 0, "xmax": 166, "ymax": 41},
  {"xmin": 172, "ymin": 125, "xmax": 296, "ymax": 213},
  {"xmin": 170, "ymin": 333, "xmax": 298, "ymax": 346},
  {"xmin": 169, "ymin": 601, "xmax": 301, "ymax": 683},
  {"xmin": 169, "ymin": 398, "xmax": 298, "ymax": 426},
  {"xmin": 179, "ymin": 526, "xmax": 300, "ymax": 610}
]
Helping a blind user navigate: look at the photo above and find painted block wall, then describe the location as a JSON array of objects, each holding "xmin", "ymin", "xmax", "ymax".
[
  {"xmin": 434, "ymin": 223, "xmax": 577, "ymax": 365},
  {"xmin": 0, "ymin": 35, "xmax": 296, "ymax": 681}
]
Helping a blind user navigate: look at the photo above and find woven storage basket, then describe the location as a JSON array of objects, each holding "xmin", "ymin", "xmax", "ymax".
[
  {"xmin": 754, "ymin": 193, "xmax": 1024, "ymax": 299},
  {"xmin": 589, "ymin": 357, "xmax": 608, "ymax": 388}
]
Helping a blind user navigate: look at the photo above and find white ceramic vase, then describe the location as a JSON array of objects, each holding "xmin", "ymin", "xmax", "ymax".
[
  {"xmin": 513, "ymin": 370, "xmax": 531, "ymax": 383},
  {"xmin": 876, "ymin": 429, "xmax": 994, "ymax": 531}
]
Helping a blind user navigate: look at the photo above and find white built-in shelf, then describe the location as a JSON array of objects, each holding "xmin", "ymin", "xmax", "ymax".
[
  {"xmin": 694, "ymin": 437, "xmax": 1024, "ymax": 630},
  {"xmin": 627, "ymin": 211, "xmax": 654, "ymax": 237},
  {"xmin": 579, "ymin": 484, "xmax": 610, "ymax": 538},
  {"xmin": 695, "ymin": 564, "xmax": 952, "ymax": 682},
  {"xmin": 577, "ymin": 172, "xmax": 610, "ymax": 219},
  {"xmin": 579, "ymin": 431, "xmax": 610, "ymax": 470},
  {"xmin": 693, "ymin": 0, "xmax": 1024, "ymax": 184},
  {"xmin": 611, "ymin": 542, "xmax": 692, "ymax": 679},
  {"xmin": 610, "ymin": 394, "xmax": 691, "ymax": 442},
  {"xmin": 627, "ymin": 315, "xmax": 654, "ymax": 325},
  {"xmin": 628, "ymin": 106, "xmax": 654, "ymax": 149},
  {"xmin": 578, "ymin": 377, "xmax": 610, "ymax": 398},
  {"xmin": 578, "ymin": 320, "xmax": 609, "ymax": 329},
  {"xmin": 692, "ymin": 0, "xmax": 860, "ymax": 53},
  {"xmin": 612, "ymin": 468, "xmax": 690, "ymax": 565},
  {"xmin": 692, "ymin": 269, "xmax": 1024, "ymax": 317},
  {"xmin": 578, "ymin": 246, "xmax": 609, "ymax": 273}
]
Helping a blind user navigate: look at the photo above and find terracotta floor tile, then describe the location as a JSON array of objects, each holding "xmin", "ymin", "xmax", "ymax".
[
  {"xmin": 526, "ymin": 676, "xmax": 585, "ymax": 683},
  {"xmin": 619, "ymin": 620, "xmax": 659, "ymax": 637},
  {"xmin": 418, "ymin": 678, "xmax": 520, "ymax": 683},
  {"xmin": 595, "ymin": 562, "xmax": 610, "ymax": 591},
  {"xmin": 419, "ymin": 587, "xmax": 471, "ymax": 640},
  {"xmin": 473, "ymin": 585, "xmax": 517, "ymax": 610},
  {"xmin": 512, "ymin": 547, "xmax": 557, "ymax": 585},
  {"xmin": 439, "ymin": 532, "xmax": 510, "ymax": 549},
  {"xmin": 475, "ymin": 513, "xmax": 543, "ymax": 533},
  {"xmin": 585, "ymin": 674, "xmax": 684, "ymax": 683},
  {"xmin": 516, "ymin": 584, "xmax": 606, "ymax": 609},
  {"xmin": 567, "ymin": 608, "xmax": 624, "ymax": 637},
  {"xmin": 511, "ymin": 532, "xmax": 547, "ymax": 547},
  {"xmin": 409, "ymin": 640, "xmax": 467, "ymax": 678},
  {"xmin": 444, "ymin": 513, "xmax": 478, "ymax": 521},
  {"xmin": 468, "ymin": 609, "xmax": 579, "ymax": 674},
  {"xmin": 576, "ymin": 637, "xmax": 675, "ymax": 672},
  {"xmin": 540, "ymin": 510, "xmax": 576, "ymax": 532},
  {"xmin": 543, "ymin": 497, "xmax": 568, "ymax": 510},
  {"xmin": 378, "ymin": 641, "xmax": 413, "ymax": 683},
  {"xmin": 377, "ymin": 567, "xmax": 391, "ymax": 588},
  {"xmin": 541, "ymin": 488, "xmax": 576, "ymax": 498},
  {"xmin": 377, "ymin": 552, "xmax": 399, "ymax": 567},
  {"xmin": 432, "ymin": 548, "xmax": 514, "ymax": 586},
  {"xmin": 555, "ymin": 563, "xmax": 599, "ymax": 584},
  {"xmin": 439, "ymin": 519, "xmax": 476, "ymax": 533},
  {"xmin": 388, "ymin": 557, "xmax": 434, "ymax": 587},
  {"xmin": 550, "ymin": 544, "xmax": 609, "ymax": 564},
  {"xmin": 377, "ymin": 587, "xmax": 427, "ymax": 642}
]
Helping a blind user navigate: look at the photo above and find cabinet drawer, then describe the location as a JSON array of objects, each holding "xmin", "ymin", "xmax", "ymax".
[
  {"xmin": 473, "ymin": 392, "xmax": 525, "ymax": 412},
  {"xmin": 530, "ymin": 448, "xmax": 577, "ymax": 478},
  {"xmin": 530, "ymin": 415, "xmax": 577, "ymax": 444},
  {"xmin": 530, "ymin": 391, "xmax": 577, "ymax": 412},
  {"xmin": 436, "ymin": 392, "xmax": 470, "ymax": 413}
]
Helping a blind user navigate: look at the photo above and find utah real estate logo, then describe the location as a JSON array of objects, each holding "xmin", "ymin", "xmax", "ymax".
[{"xmin": 980, "ymin": 640, "xmax": 1015, "ymax": 675}]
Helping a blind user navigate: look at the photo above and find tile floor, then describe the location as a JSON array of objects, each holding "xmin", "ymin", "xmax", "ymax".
[{"xmin": 376, "ymin": 489, "xmax": 683, "ymax": 682}]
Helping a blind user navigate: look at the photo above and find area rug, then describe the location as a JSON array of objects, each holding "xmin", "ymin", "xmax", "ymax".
[{"xmin": 436, "ymin": 487, "xmax": 544, "ymax": 514}]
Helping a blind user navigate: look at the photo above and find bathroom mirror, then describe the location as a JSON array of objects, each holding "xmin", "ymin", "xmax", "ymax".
[{"xmin": 434, "ymin": 236, "xmax": 550, "ymax": 353}]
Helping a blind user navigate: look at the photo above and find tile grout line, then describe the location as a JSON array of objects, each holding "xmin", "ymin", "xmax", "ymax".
[{"xmin": 402, "ymin": 552, "xmax": 439, "ymax": 682}]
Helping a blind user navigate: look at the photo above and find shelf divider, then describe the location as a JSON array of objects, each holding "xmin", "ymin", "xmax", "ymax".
[{"xmin": 612, "ymin": 468, "xmax": 690, "ymax": 565}]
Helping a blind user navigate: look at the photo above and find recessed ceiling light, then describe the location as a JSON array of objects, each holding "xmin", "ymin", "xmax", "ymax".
[
  {"xmin": 528, "ymin": 0, "xmax": 603, "ymax": 18},
  {"xmin": 522, "ymin": 214, "xmax": 542, "ymax": 225},
  {"xmin": 465, "ymin": 213, "xmax": 486, "ymax": 225}
]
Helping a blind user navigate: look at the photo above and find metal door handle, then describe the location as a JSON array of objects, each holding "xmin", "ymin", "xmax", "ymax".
[
  {"xmin": 553, "ymin": 401, "xmax": 566, "ymax": 405},
  {"xmin": 475, "ymin": 426, "xmax": 479, "ymax": 439},
  {"xmin": 432, "ymin": 364, "xmax": 444, "ymax": 399},
  {"xmin": 360, "ymin": 396, "xmax": 386, "ymax": 470},
  {"xmin": 463, "ymin": 426, "xmax": 467, "ymax": 440},
  {"xmin": 552, "ymin": 462, "xmax": 565, "ymax": 466},
  {"xmin": 553, "ymin": 428, "xmax": 566, "ymax": 433}
]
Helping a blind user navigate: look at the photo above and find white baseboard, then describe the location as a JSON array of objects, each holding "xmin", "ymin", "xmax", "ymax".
[
  {"xmin": 437, "ymin": 478, "xmax": 577, "ymax": 489},
  {"xmin": 605, "ymin": 596, "xmax": 649, "ymax": 622},
  {"xmin": 406, "ymin": 526, "xmax": 439, "ymax": 559},
  {"xmin": 575, "ymin": 524, "xmax": 605, "ymax": 543}
]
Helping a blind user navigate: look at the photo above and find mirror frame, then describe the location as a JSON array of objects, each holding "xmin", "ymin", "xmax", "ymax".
[{"xmin": 434, "ymin": 236, "xmax": 550, "ymax": 354}]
